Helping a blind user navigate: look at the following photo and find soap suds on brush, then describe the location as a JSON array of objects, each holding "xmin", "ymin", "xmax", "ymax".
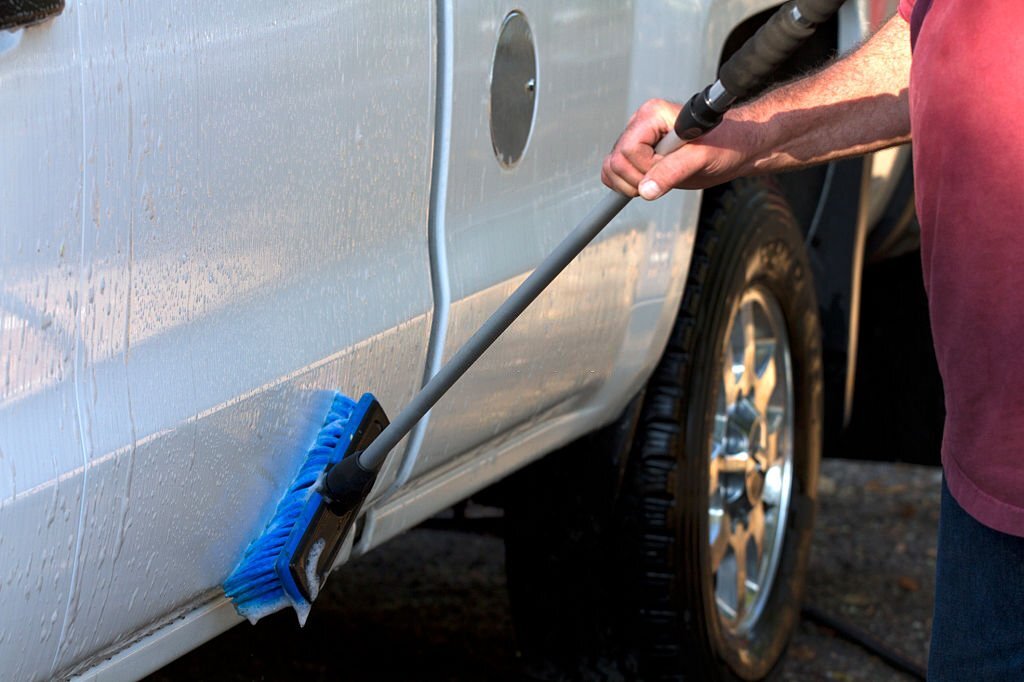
[{"xmin": 304, "ymin": 538, "xmax": 327, "ymax": 604}]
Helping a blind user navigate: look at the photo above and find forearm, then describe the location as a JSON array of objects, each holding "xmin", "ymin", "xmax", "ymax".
[
  {"xmin": 731, "ymin": 14, "xmax": 911, "ymax": 175},
  {"xmin": 602, "ymin": 14, "xmax": 913, "ymax": 198}
]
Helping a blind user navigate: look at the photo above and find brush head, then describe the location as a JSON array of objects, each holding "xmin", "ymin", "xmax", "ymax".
[{"xmin": 223, "ymin": 392, "xmax": 387, "ymax": 625}]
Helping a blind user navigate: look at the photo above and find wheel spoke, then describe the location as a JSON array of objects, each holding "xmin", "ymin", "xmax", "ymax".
[
  {"xmin": 747, "ymin": 502, "xmax": 766, "ymax": 565},
  {"xmin": 723, "ymin": 352, "xmax": 740, "ymax": 408},
  {"xmin": 755, "ymin": 335, "xmax": 778, "ymax": 376},
  {"xmin": 710, "ymin": 510, "xmax": 730, "ymax": 572},
  {"xmin": 741, "ymin": 302, "xmax": 756, "ymax": 394},
  {"xmin": 763, "ymin": 427, "xmax": 780, "ymax": 468},
  {"xmin": 732, "ymin": 530, "xmax": 749, "ymax": 617},
  {"xmin": 709, "ymin": 453, "xmax": 720, "ymax": 496},
  {"xmin": 753, "ymin": 355, "xmax": 777, "ymax": 414}
]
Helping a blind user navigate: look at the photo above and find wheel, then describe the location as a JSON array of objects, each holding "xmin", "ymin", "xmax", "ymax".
[
  {"xmin": 627, "ymin": 176, "xmax": 823, "ymax": 679},
  {"xmin": 504, "ymin": 177, "xmax": 823, "ymax": 681}
]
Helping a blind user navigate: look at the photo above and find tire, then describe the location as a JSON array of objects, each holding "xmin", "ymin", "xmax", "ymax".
[{"xmin": 504, "ymin": 177, "xmax": 823, "ymax": 681}]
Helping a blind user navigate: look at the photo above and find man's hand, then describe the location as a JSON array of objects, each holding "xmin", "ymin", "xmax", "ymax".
[
  {"xmin": 601, "ymin": 99, "xmax": 759, "ymax": 200},
  {"xmin": 602, "ymin": 15, "xmax": 912, "ymax": 201}
]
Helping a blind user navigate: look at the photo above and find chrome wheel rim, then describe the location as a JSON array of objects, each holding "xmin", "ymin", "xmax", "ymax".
[{"xmin": 709, "ymin": 285, "xmax": 795, "ymax": 636}]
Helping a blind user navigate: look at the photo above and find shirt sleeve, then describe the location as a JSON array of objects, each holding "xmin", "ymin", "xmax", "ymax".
[{"xmin": 898, "ymin": 0, "xmax": 915, "ymax": 21}]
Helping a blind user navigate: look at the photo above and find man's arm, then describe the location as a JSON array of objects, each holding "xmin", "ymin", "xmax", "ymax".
[{"xmin": 602, "ymin": 14, "xmax": 911, "ymax": 200}]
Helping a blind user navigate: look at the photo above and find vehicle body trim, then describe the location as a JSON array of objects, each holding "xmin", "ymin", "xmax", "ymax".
[
  {"xmin": 381, "ymin": 0, "xmax": 455, "ymax": 507},
  {"xmin": 68, "ymin": 596, "xmax": 241, "ymax": 682},
  {"xmin": 362, "ymin": 401, "xmax": 617, "ymax": 553}
]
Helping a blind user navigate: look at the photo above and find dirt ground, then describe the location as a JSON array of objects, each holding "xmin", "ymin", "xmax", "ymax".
[{"xmin": 148, "ymin": 458, "xmax": 941, "ymax": 681}]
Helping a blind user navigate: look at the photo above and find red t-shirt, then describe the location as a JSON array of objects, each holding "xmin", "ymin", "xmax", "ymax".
[{"xmin": 899, "ymin": 0, "xmax": 1024, "ymax": 536}]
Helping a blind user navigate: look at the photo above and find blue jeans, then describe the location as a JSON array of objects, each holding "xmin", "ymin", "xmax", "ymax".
[{"xmin": 929, "ymin": 478, "xmax": 1024, "ymax": 680}]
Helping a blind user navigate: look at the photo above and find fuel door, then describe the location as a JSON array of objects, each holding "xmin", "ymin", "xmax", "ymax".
[{"xmin": 490, "ymin": 11, "xmax": 537, "ymax": 168}]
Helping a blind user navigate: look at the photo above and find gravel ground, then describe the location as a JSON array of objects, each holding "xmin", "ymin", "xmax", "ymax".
[
  {"xmin": 783, "ymin": 460, "xmax": 941, "ymax": 681},
  {"xmin": 148, "ymin": 459, "xmax": 942, "ymax": 681}
]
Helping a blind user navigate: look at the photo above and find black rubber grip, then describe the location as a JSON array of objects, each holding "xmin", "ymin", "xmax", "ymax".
[
  {"xmin": 719, "ymin": 4, "xmax": 814, "ymax": 98},
  {"xmin": 323, "ymin": 453, "xmax": 377, "ymax": 515},
  {"xmin": 674, "ymin": 88, "xmax": 726, "ymax": 141},
  {"xmin": 718, "ymin": 0, "xmax": 846, "ymax": 99}
]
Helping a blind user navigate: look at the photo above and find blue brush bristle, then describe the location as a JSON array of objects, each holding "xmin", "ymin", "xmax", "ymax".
[{"xmin": 223, "ymin": 392, "xmax": 357, "ymax": 625}]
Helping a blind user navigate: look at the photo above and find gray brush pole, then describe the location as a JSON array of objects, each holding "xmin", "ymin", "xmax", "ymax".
[
  {"xmin": 349, "ymin": 0, "xmax": 847, "ymax": 476},
  {"xmin": 356, "ymin": 188, "xmax": 633, "ymax": 472}
]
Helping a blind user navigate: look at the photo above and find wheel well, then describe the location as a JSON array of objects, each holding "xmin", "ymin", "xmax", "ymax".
[{"xmin": 713, "ymin": 5, "xmax": 841, "ymax": 231}]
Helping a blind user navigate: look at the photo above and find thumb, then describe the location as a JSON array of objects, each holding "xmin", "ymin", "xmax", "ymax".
[{"xmin": 638, "ymin": 148, "xmax": 704, "ymax": 200}]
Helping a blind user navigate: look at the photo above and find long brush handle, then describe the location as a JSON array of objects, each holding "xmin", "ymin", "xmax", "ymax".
[
  {"xmin": 357, "ymin": 188, "xmax": 632, "ymax": 472},
  {"xmin": 350, "ymin": 0, "xmax": 845, "ymax": 476}
]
